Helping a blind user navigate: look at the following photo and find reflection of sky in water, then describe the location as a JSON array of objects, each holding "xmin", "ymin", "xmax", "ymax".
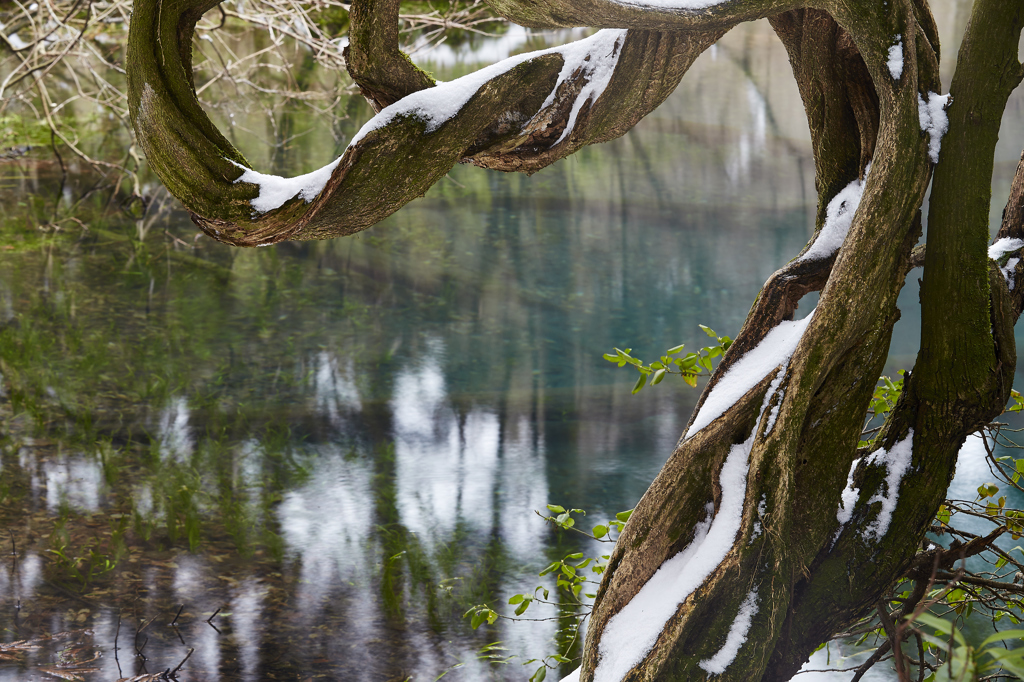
[
  {"xmin": 158, "ymin": 397, "xmax": 193, "ymax": 462},
  {"xmin": 44, "ymin": 455, "xmax": 102, "ymax": 512},
  {"xmin": 0, "ymin": 553, "xmax": 43, "ymax": 609},
  {"xmin": 313, "ymin": 351, "xmax": 360, "ymax": 424},
  {"xmin": 231, "ymin": 579, "xmax": 264, "ymax": 682},
  {"xmin": 278, "ymin": 445, "xmax": 374, "ymax": 611}
]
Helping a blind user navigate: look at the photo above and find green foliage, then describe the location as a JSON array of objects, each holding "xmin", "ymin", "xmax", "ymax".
[
  {"xmin": 463, "ymin": 503, "xmax": 635, "ymax": 677},
  {"xmin": 0, "ymin": 114, "xmax": 52, "ymax": 148},
  {"xmin": 858, "ymin": 371, "xmax": 906, "ymax": 447},
  {"xmin": 603, "ymin": 325, "xmax": 732, "ymax": 393},
  {"xmin": 908, "ymin": 612, "xmax": 1024, "ymax": 682}
]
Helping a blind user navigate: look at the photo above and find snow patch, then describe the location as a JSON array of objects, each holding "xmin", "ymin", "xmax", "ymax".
[
  {"xmin": 990, "ymin": 237, "xmax": 1024, "ymax": 290},
  {"xmin": 559, "ymin": 668, "xmax": 581, "ymax": 682},
  {"xmin": 6, "ymin": 32, "xmax": 28, "ymax": 50},
  {"xmin": 834, "ymin": 431, "xmax": 915, "ymax": 544},
  {"xmin": 764, "ymin": 376, "xmax": 785, "ymax": 434},
  {"xmin": 887, "ymin": 37, "xmax": 903, "ymax": 80},
  {"xmin": 797, "ymin": 168, "xmax": 869, "ymax": 262},
  {"xmin": 593, "ymin": 437, "xmax": 752, "ymax": 682},
  {"xmin": 989, "ymin": 237, "xmax": 1024, "ymax": 261},
  {"xmin": 686, "ymin": 312, "xmax": 815, "ymax": 439},
  {"xmin": 918, "ymin": 92, "xmax": 951, "ymax": 163},
  {"xmin": 229, "ymin": 158, "xmax": 342, "ymax": 215},
  {"xmin": 698, "ymin": 589, "xmax": 759, "ymax": 675},
  {"xmin": 836, "ymin": 458, "xmax": 860, "ymax": 528},
  {"xmin": 862, "ymin": 430, "xmax": 914, "ymax": 541},
  {"xmin": 348, "ymin": 29, "xmax": 625, "ymax": 149}
]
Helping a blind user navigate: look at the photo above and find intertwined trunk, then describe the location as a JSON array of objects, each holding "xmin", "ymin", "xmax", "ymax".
[{"xmin": 125, "ymin": 0, "xmax": 1024, "ymax": 679}]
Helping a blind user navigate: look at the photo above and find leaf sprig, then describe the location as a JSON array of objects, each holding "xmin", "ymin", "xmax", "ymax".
[{"xmin": 604, "ymin": 325, "xmax": 733, "ymax": 394}]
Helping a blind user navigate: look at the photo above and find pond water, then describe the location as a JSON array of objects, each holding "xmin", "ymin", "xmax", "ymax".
[{"xmin": 2, "ymin": 3, "xmax": 1024, "ymax": 681}]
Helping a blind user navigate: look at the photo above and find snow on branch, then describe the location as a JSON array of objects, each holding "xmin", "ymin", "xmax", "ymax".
[
  {"xmin": 232, "ymin": 30, "xmax": 628, "ymax": 216},
  {"xmin": 835, "ymin": 431, "xmax": 915, "ymax": 544},
  {"xmin": 886, "ymin": 36, "xmax": 904, "ymax": 81},
  {"xmin": 698, "ymin": 588, "xmax": 759, "ymax": 674},
  {"xmin": 918, "ymin": 92, "xmax": 951, "ymax": 163},
  {"xmin": 592, "ymin": 437, "xmax": 750, "ymax": 682},
  {"xmin": 990, "ymin": 237, "xmax": 1024, "ymax": 291},
  {"xmin": 685, "ymin": 311, "xmax": 815, "ymax": 439},
  {"xmin": 797, "ymin": 168, "xmax": 870, "ymax": 263}
]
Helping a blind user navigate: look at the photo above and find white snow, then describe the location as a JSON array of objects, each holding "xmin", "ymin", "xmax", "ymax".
[
  {"xmin": 797, "ymin": 168, "xmax": 869, "ymax": 262},
  {"xmin": 886, "ymin": 37, "xmax": 904, "ymax": 80},
  {"xmin": 6, "ymin": 32, "xmax": 29, "ymax": 50},
  {"xmin": 559, "ymin": 668, "xmax": 581, "ymax": 682},
  {"xmin": 540, "ymin": 32, "xmax": 625, "ymax": 145},
  {"xmin": 698, "ymin": 589, "xmax": 759, "ymax": 675},
  {"xmin": 918, "ymin": 92, "xmax": 951, "ymax": 163},
  {"xmin": 348, "ymin": 29, "xmax": 626, "ymax": 149},
  {"xmin": 989, "ymin": 237, "xmax": 1024, "ymax": 261},
  {"xmin": 764, "ymin": 374, "xmax": 785, "ymax": 434},
  {"xmin": 990, "ymin": 237, "xmax": 1024, "ymax": 289},
  {"xmin": 686, "ymin": 311, "xmax": 815, "ymax": 439},
  {"xmin": 592, "ymin": 434, "xmax": 752, "ymax": 682},
  {"xmin": 833, "ymin": 431, "xmax": 915, "ymax": 544},
  {"xmin": 862, "ymin": 430, "xmax": 915, "ymax": 541},
  {"xmin": 229, "ymin": 158, "xmax": 342, "ymax": 215},
  {"xmin": 231, "ymin": 30, "xmax": 627, "ymax": 214},
  {"xmin": 836, "ymin": 458, "xmax": 860, "ymax": 528}
]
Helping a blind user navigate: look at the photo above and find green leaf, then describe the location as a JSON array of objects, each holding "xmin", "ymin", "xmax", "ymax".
[
  {"xmin": 667, "ymin": 344, "xmax": 685, "ymax": 354},
  {"xmin": 602, "ymin": 353, "xmax": 618, "ymax": 363},
  {"xmin": 593, "ymin": 524, "xmax": 608, "ymax": 538},
  {"xmin": 565, "ymin": 552, "xmax": 584, "ymax": 560},
  {"xmin": 632, "ymin": 373, "xmax": 647, "ymax": 394},
  {"xmin": 980, "ymin": 628, "xmax": 1024, "ymax": 647},
  {"xmin": 515, "ymin": 600, "xmax": 530, "ymax": 616},
  {"xmin": 487, "ymin": 609, "xmax": 499, "ymax": 625},
  {"xmin": 509, "ymin": 594, "xmax": 524, "ymax": 605},
  {"xmin": 471, "ymin": 610, "xmax": 486, "ymax": 629},
  {"xmin": 652, "ymin": 368, "xmax": 666, "ymax": 385},
  {"xmin": 699, "ymin": 325, "xmax": 718, "ymax": 338},
  {"xmin": 530, "ymin": 666, "xmax": 547, "ymax": 682},
  {"xmin": 985, "ymin": 648, "xmax": 1024, "ymax": 679},
  {"xmin": 616, "ymin": 509, "xmax": 633, "ymax": 522}
]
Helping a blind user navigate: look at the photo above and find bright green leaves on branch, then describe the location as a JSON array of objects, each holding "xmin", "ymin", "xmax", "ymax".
[
  {"xmin": 858, "ymin": 371, "xmax": 907, "ymax": 448},
  {"xmin": 1009, "ymin": 389, "xmax": 1024, "ymax": 413},
  {"xmin": 603, "ymin": 326, "xmax": 733, "ymax": 394},
  {"xmin": 908, "ymin": 612, "xmax": 1024, "ymax": 681}
]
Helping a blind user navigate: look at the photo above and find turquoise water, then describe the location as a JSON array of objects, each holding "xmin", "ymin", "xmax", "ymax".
[{"xmin": 1, "ymin": 5, "xmax": 1024, "ymax": 680}]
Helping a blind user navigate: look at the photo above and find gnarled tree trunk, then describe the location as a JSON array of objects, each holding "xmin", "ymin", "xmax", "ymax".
[{"xmin": 125, "ymin": 0, "xmax": 1024, "ymax": 679}]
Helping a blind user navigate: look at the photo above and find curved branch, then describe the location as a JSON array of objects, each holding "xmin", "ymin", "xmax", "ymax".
[
  {"xmin": 127, "ymin": 0, "xmax": 726, "ymax": 245},
  {"xmin": 343, "ymin": 0, "xmax": 436, "ymax": 111}
]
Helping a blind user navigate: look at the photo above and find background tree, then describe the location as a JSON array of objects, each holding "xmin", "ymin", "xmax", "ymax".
[{"xmin": 127, "ymin": 0, "xmax": 1024, "ymax": 680}]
